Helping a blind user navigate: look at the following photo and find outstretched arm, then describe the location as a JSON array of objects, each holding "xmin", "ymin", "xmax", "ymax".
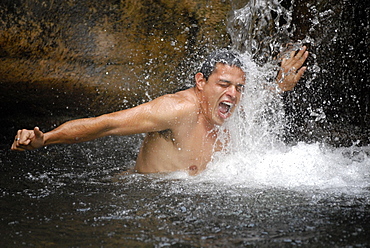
[
  {"xmin": 11, "ymin": 113, "xmax": 133, "ymax": 151},
  {"xmin": 276, "ymin": 45, "xmax": 309, "ymax": 92},
  {"xmin": 11, "ymin": 92, "xmax": 191, "ymax": 151}
]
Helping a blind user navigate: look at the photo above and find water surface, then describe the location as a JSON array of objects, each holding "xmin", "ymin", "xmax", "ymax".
[{"xmin": 1, "ymin": 135, "xmax": 369, "ymax": 247}]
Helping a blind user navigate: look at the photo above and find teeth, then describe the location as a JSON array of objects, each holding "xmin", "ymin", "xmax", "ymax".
[
  {"xmin": 219, "ymin": 102, "xmax": 234, "ymax": 116},
  {"xmin": 223, "ymin": 102, "xmax": 234, "ymax": 107}
]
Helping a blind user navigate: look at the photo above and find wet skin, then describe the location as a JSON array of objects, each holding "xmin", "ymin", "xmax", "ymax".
[
  {"xmin": 11, "ymin": 64, "xmax": 245, "ymax": 175},
  {"xmin": 135, "ymin": 64, "xmax": 246, "ymax": 175},
  {"xmin": 11, "ymin": 46, "xmax": 308, "ymax": 175}
]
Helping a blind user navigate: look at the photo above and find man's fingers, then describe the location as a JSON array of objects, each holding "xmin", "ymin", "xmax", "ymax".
[
  {"xmin": 20, "ymin": 130, "xmax": 33, "ymax": 144},
  {"xmin": 14, "ymin": 129, "xmax": 34, "ymax": 147},
  {"xmin": 295, "ymin": 46, "xmax": 307, "ymax": 57},
  {"xmin": 16, "ymin": 129, "xmax": 22, "ymax": 140},
  {"xmin": 295, "ymin": 66, "xmax": 307, "ymax": 81},
  {"xmin": 15, "ymin": 129, "xmax": 24, "ymax": 145},
  {"xmin": 277, "ymin": 45, "xmax": 309, "ymax": 92},
  {"xmin": 34, "ymin": 127, "xmax": 43, "ymax": 139},
  {"xmin": 294, "ymin": 50, "xmax": 309, "ymax": 68},
  {"xmin": 11, "ymin": 135, "xmax": 26, "ymax": 151},
  {"xmin": 282, "ymin": 46, "xmax": 307, "ymax": 70},
  {"xmin": 284, "ymin": 48, "xmax": 308, "ymax": 74},
  {"xmin": 12, "ymin": 128, "xmax": 39, "ymax": 151},
  {"xmin": 290, "ymin": 46, "xmax": 306, "ymax": 62},
  {"xmin": 281, "ymin": 58, "xmax": 287, "ymax": 67},
  {"xmin": 21, "ymin": 138, "xmax": 32, "ymax": 146},
  {"xmin": 11, "ymin": 144, "xmax": 26, "ymax": 151}
]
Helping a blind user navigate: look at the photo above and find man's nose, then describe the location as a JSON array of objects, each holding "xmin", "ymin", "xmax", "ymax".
[{"xmin": 226, "ymin": 85, "xmax": 237, "ymax": 99}]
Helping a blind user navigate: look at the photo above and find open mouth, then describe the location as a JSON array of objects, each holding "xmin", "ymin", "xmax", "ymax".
[{"xmin": 218, "ymin": 101, "xmax": 234, "ymax": 119}]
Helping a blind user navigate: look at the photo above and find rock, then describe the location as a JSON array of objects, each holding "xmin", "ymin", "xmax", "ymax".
[{"xmin": 0, "ymin": 0, "xmax": 231, "ymax": 143}]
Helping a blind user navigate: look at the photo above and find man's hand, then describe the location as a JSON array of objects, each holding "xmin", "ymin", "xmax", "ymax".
[
  {"xmin": 11, "ymin": 127, "xmax": 45, "ymax": 151},
  {"xmin": 276, "ymin": 45, "xmax": 309, "ymax": 92}
]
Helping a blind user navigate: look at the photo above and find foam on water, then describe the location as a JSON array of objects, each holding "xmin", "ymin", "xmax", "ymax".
[
  {"xmin": 202, "ymin": 54, "xmax": 368, "ymax": 191},
  {"xmin": 203, "ymin": 143, "xmax": 370, "ymax": 190},
  {"xmin": 166, "ymin": 53, "xmax": 370, "ymax": 193},
  {"xmin": 180, "ymin": 0, "xmax": 370, "ymax": 192},
  {"xmin": 165, "ymin": 141, "xmax": 370, "ymax": 194}
]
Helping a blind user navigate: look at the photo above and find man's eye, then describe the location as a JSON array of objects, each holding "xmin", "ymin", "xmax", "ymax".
[
  {"xmin": 236, "ymin": 85, "xmax": 245, "ymax": 92},
  {"xmin": 219, "ymin": 83, "xmax": 229, "ymax": 88}
]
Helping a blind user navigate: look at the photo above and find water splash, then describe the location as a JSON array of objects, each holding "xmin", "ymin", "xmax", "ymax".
[
  {"xmin": 227, "ymin": 0, "xmax": 295, "ymax": 64},
  {"xmin": 205, "ymin": 53, "xmax": 369, "ymax": 191},
  {"xmin": 169, "ymin": 0, "xmax": 370, "ymax": 192}
]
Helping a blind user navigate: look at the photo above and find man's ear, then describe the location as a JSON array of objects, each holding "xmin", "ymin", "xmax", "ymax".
[{"xmin": 195, "ymin": 72, "xmax": 206, "ymax": 90}]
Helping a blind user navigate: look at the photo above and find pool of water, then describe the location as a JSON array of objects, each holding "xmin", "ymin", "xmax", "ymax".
[
  {"xmin": 1, "ymin": 135, "xmax": 369, "ymax": 247},
  {"xmin": 1, "ymin": 0, "xmax": 369, "ymax": 246}
]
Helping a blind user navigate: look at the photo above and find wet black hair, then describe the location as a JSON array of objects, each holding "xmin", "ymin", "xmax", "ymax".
[{"xmin": 199, "ymin": 49, "xmax": 243, "ymax": 80}]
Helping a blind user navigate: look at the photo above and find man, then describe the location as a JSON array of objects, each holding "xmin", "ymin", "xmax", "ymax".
[{"xmin": 11, "ymin": 47, "xmax": 308, "ymax": 175}]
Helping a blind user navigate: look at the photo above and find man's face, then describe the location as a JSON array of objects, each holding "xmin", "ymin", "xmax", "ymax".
[{"xmin": 197, "ymin": 63, "xmax": 246, "ymax": 126}]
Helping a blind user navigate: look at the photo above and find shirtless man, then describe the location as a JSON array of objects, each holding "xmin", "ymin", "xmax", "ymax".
[{"xmin": 11, "ymin": 47, "xmax": 308, "ymax": 175}]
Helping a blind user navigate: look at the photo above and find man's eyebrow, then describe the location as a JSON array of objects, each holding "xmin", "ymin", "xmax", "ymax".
[
  {"xmin": 219, "ymin": 79, "xmax": 244, "ymax": 86},
  {"xmin": 218, "ymin": 79, "xmax": 232, "ymax": 83}
]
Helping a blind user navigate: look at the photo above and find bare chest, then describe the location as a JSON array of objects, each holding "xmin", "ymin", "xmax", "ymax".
[
  {"xmin": 172, "ymin": 126, "xmax": 218, "ymax": 172},
  {"xmin": 136, "ymin": 126, "xmax": 218, "ymax": 174}
]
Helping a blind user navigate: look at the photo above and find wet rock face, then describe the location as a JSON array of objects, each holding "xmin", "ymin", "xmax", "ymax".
[
  {"xmin": 0, "ymin": 0, "xmax": 368, "ymax": 147},
  {"xmin": 286, "ymin": 0, "xmax": 369, "ymax": 146},
  {"xmin": 228, "ymin": 0, "xmax": 369, "ymax": 146},
  {"xmin": 0, "ymin": 0, "xmax": 231, "ymax": 134}
]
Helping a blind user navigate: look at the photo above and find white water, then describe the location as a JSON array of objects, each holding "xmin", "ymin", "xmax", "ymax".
[
  {"xmin": 189, "ymin": 0, "xmax": 370, "ymax": 192},
  {"xmin": 196, "ymin": 60, "xmax": 369, "ymax": 191},
  {"xmin": 162, "ymin": 52, "xmax": 369, "ymax": 192},
  {"xmin": 205, "ymin": 142, "xmax": 370, "ymax": 190},
  {"xmin": 157, "ymin": 0, "xmax": 370, "ymax": 194},
  {"xmin": 200, "ymin": 53, "xmax": 369, "ymax": 191},
  {"xmin": 140, "ymin": 3, "xmax": 370, "ymax": 196}
]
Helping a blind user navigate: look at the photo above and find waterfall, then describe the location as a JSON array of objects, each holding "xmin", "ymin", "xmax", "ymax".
[
  {"xmin": 226, "ymin": 0, "xmax": 369, "ymax": 147},
  {"xmin": 189, "ymin": 0, "xmax": 370, "ymax": 191}
]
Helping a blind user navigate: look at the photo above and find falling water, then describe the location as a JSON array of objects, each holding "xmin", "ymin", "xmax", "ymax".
[{"xmin": 186, "ymin": 0, "xmax": 370, "ymax": 192}]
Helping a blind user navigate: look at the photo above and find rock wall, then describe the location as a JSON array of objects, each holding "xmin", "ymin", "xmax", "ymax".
[
  {"xmin": 1, "ymin": 0, "xmax": 368, "ymax": 147},
  {"xmin": 227, "ymin": 0, "xmax": 369, "ymax": 146},
  {"xmin": 286, "ymin": 0, "xmax": 369, "ymax": 146},
  {"xmin": 0, "ymin": 0, "xmax": 231, "ymax": 132}
]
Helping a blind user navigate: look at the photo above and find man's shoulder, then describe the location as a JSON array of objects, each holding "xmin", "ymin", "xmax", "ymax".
[
  {"xmin": 159, "ymin": 88, "xmax": 198, "ymax": 111},
  {"xmin": 174, "ymin": 87, "xmax": 197, "ymax": 102},
  {"xmin": 155, "ymin": 88, "xmax": 199, "ymax": 125}
]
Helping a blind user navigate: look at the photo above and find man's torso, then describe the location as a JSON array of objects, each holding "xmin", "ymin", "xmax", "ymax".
[{"xmin": 134, "ymin": 88, "xmax": 219, "ymax": 175}]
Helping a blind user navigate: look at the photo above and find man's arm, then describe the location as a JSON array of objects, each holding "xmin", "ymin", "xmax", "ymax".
[
  {"xmin": 11, "ymin": 93, "xmax": 190, "ymax": 151},
  {"xmin": 277, "ymin": 45, "xmax": 309, "ymax": 91},
  {"xmin": 11, "ymin": 110, "xmax": 146, "ymax": 151}
]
